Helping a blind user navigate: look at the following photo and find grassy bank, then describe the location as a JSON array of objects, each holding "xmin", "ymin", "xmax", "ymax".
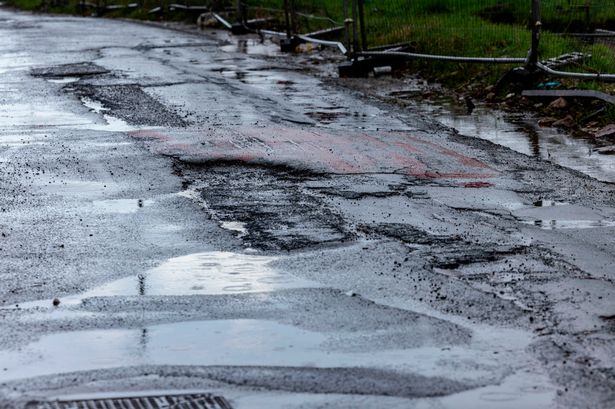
[{"xmin": 5, "ymin": 0, "xmax": 615, "ymax": 91}]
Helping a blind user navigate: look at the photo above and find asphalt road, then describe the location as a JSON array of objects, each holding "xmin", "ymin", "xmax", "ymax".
[{"xmin": 0, "ymin": 8, "xmax": 614, "ymax": 409}]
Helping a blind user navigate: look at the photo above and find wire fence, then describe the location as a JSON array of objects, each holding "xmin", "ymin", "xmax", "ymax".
[
  {"xmin": 359, "ymin": 1, "xmax": 531, "ymax": 58},
  {"xmin": 31, "ymin": 0, "xmax": 615, "ymax": 79},
  {"xmin": 539, "ymin": 0, "xmax": 615, "ymax": 78}
]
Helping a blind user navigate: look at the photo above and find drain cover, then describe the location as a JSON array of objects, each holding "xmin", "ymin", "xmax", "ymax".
[{"xmin": 28, "ymin": 393, "xmax": 233, "ymax": 409}]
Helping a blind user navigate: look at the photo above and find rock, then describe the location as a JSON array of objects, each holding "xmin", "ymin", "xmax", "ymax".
[
  {"xmin": 505, "ymin": 92, "xmax": 515, "ymax": 100},
  {"xmin": 464, "ymin": 96, "xmax": 475, "ymax": 114},
  {"xmin": 548, "ymin": 97, "xmax": 568, "ymax": 109},
  {"xmin": 538, "ymin": 117, "xmax": 557, "ymax": 127},
  {"xmin": 197, "ymin": 13, "xmax": 218, "ymax": 28},
  {"xmin": 552, "ymin": 115, "xmax": 576, "ymax": 128},
  {"xmin": 486, "ymin": 92, "xmax": 496, "ymax": 101},
  {"xmin": 533, "ymin": 103, "xmax": 543, "ymax": 109},
  {"xmin": 484, "ymin": 85, "xmax": 495, "ymax": 93},
  {"xmin": 52, "ymin": 298, "xmax": 60, "ymax": 306},
  {"xmin": 595, "ymin": 124, "xmax": 615, "ymax": 139}
]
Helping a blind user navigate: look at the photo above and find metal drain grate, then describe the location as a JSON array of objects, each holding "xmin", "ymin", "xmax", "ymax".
[{"xmin": 28, "ymin": 393, "xmax": 233, "ymax": 409}]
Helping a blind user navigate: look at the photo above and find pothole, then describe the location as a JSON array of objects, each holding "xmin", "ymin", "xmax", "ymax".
[
  {"xmin": 31, "ymin": 62, "xmax": 109, "ymax": 78},
  {"xmin": 75, "ymin": 84, "xmax": 186, "ymax": 127},
  {"xmin": 187, "ymin": 165, "xmax": 351, "ymax": 251}
]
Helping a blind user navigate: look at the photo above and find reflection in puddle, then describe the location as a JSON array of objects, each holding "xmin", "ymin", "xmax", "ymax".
[
  {"xmin": 81, "ymin": 96, "xmax": 108, "ymax": 114},
  {"xmin": 47, "ymin": 77, "xmax": 79, "ymax": 84},
  {"xmin": 14, "ymin": 252, "xmax": 320, "ymax": 310},
  {"xmin": 220, "ymin": 39, "xmax": 280, "ymax": 56},
  {"xmin": 425, "ymin": 104, "xmax": 615, "ymax": 183},
  {"xmin": 0, "ymin": 318, "xmax": 556, "ymax": 409},
  {"xmin": 513, "ymin": 203, "xmax": 615, "ymax": 230},
  {"xmin": 0, "ymin": 320, "xmax": 324, "ymax": 382},
  {"xmin": 220, "ymin": 221, "xmax": 248, "ymax": 236},
  {"xmin": 521, "ymin": 219, "xmax": 615, "ymax": 230},
  {"xmin": 81, "ymin": 252, "xmax": 320, "ymax": 297},
  {"xmin": 533, "ymin": 199, "xmax": 566, "ymax": 207}
]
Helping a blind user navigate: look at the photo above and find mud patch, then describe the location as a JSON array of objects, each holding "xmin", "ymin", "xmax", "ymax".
[
  {"xmin": 183, "ymin": 164, "xmax": 351, "ymax": 251},
  {"xmin": 75, "ymin": 84, "xmax": 186, "ymax": 127}
]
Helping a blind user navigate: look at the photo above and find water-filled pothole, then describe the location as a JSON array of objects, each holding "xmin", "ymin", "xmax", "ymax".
[
  {"xmin": 426, "ymin": 103, "xmax": 615, "ymax": 183},
  {"xmin": 513, "ymin": 203, "xmax": 615, "ymax": 230},
  {"xmin": 10, "ymin": 252, "xmax": 321, "ymax": 310}
]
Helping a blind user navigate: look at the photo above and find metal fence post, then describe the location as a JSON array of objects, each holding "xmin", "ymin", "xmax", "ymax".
[
  {"xmin": 528, "ymin": 0, "xmax": 542, "ymax": 70},
  {"xmin": 290, "ymin": 0, "xmax": 297, "ymax": 35},
  {"xmin": 283, "ymin": 0, "xmax": 292, "ymax": 38},
  {"xmin": 236, "ymin": 0, "xmax": 247, "ymax": 26},
  {"xmin": 357, "ymin": 0, "xmax": 367, "ymax": 51},
  {"xmin": 280, "ymin": 0, "xmax": 299, "ymax": 51},
  {"xmin": 342, "ymin": 0, "xmax": 351, "ymax": 55}
]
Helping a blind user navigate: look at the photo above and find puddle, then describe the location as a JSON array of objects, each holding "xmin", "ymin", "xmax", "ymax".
[
  {"xmin": 13, "ymin": 252, "xmax": 320, "ymax": 310},
  {"xmin": 520, "ymin": 219, "xmax": 615, "ymax": 230},
  {"xmin": 421, "ymin": 103, "xmax": 615, "ymax": 183},
  {"xmin": 220, "ymin": 221, "xmax": 248, "ymax": 236},
  {"xmin": 220, "ymin": 38, "xmax": 280, "ymax": 56},
  {"xmin": 513, "ymin": 203, "xmax": 615, "ymax": 229},
  {"xmin": 0, "ymin": 320, "xmax": 324, "ymax": 382},
  {"xmin": 75, "ymin": 252, "xmax": 320, "ymax": 298},
  {"xmin": 0, "ymin": 317, "xmax": 556, "ymax": 409},
  {"xmin": 533, "ymin": 199, "xmax": 566, "ymax": 207},
  {"xmin": 81, "ymin": 96, "xmax": 108, "ymax": 114},
  {"xmin": 92, "ymin": 198, "xmax": 152, "ymax": 214},
  {"xmin": 442, "ymin": 370, "xmax": 555, "ymax": 409},
  {"xmin": 47, "ymin": 77, "xmax": 80, "ymax": 84}
]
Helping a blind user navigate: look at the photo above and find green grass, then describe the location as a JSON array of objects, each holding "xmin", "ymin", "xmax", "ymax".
[
  {"xmin": 7, "ymin": 0, "xmax": 43, "ymax": 10},
  {"xmin": 5, "ymin": 0, "xmax": 615, "ymax": 86}
]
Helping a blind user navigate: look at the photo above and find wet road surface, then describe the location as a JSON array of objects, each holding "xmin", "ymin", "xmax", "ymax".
[{"xmin": 0, "ymin": 8, "xmax": 614, "ymax": 409}]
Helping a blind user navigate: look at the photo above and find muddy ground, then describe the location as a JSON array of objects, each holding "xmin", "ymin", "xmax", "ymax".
[{"xmin": 0, "ymin": 7, "xmax": 614, "ymax": 409}]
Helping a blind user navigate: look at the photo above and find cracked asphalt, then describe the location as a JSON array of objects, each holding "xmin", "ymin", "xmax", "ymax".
[{"xmin": 0, "ymin": 7, "xmax": 614, "ymax": 409}]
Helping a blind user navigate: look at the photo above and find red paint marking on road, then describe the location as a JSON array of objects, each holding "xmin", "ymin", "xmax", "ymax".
[
  {"xmin": 389, "ymin": 153, "xmax": 428, "ymax": 176},
  {"xmin": 126, "ymin": 125, "xmax": 497, "ymax": 182},
  {"xmin": 402, "ymin": 134, "xmax": 494, "ymax": 170},
  {"xmin": 393, "ymin": 141, "xmax": 424, "ymax": 154}
]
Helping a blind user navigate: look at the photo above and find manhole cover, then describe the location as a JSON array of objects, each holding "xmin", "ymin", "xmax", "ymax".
[{"xmin": 27, "ymin": 393, "xmax": 233, "ymax": 409}]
